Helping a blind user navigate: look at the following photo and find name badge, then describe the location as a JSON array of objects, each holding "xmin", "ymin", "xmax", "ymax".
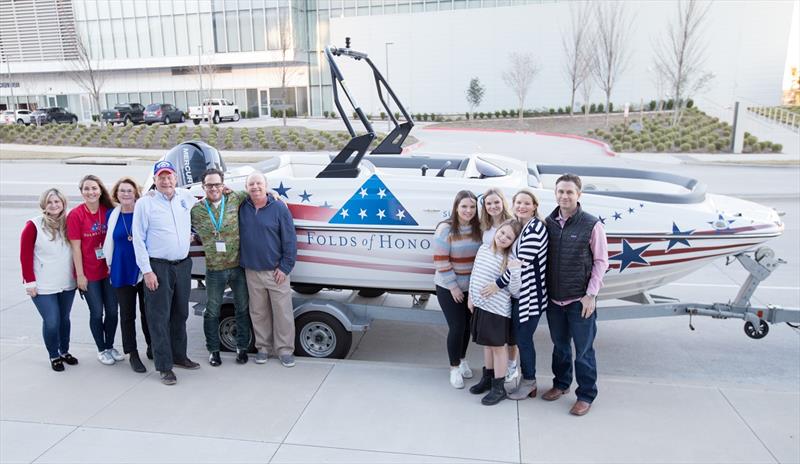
[
  {"xmin": 94, "ymin": 247, "xmax": 105, "ymax": 260},
  {"xmin": 215, "ymin": 241, "xmax": 227, "ymax": 253}
]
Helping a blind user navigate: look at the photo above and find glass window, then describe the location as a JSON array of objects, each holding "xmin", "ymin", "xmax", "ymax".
[
  {"xmin": 100, "ymin": 20, "xmax": 115, "ymax": 59},
  {"xmin": 198, "ymin": 0, "xmax": 212, "ymax": 13},
  {"xmin": 383, "ymin": 0, "xmax": 397, "ymax": 14},
  {"xmin": 175, "ymin": 15, "xmax": 189, "ymax": 55},
  {"xmin": 73, "ymin": 0, "xmax": 87, "ymax": 20},
  {"xmin": 235, "ymin": 89, "xmax": 247, "ymax": 108},
  {"xmin": 163, "ymin": 91, "xmax": 175, "ymax": 105},
  {"xmin": 134, "ymin": 0, "xmax": 148, "ymax": 17},
  {"xmin": 136, "ymin": 17, "xmax": 151, "ymax": 56},
  {"xmin": 253, "ymin": 8, "xmax": 265, "ymax": 51},
  {"xmin": 266, "ymin": 8, "xmax": 279, "ymax": 49},
  {"xmin": 453, "ymin": 0, "xmax": 466, "ymax": 9},
  {"xmin": 424, "ymin": 0, "xmax": 438, "ymax": 12},
  {"xmin": 467, "ymin": 0, "xmax": 481, "ymax": 7},
  {"xmin": 149, "ymin": 16, "xmax": 164, "ymax": 56},
  {"xmin": 201, "ymin": 12, "xmax": 215, "ymax": 53},
  {"xmin": 187, "ymin": 91, "xmax": 199, "ymax": 107},
  {"xmin": 358, "ymin": 0, "xmax": 370, "ymax": 15},
  {"xmin": 124, "ymin": 18, "xmax": 139, "ymax": 58},
  {"xmin": 140, "ymin": 92, "xmax": 151, "ymax": 105},
  {"xmin": 296, "ymin": 87, "xmax": 308, "ymax": 116},
  {"xmin": 186, "ymin": 0, "xmax": 199, "ymax": 13},
  {"xmin": 344, "ymin": 5, "xmax": 356, "ymax": 16},
  {"xmin": 175, "ymin": 91, "xmax": 188, "ymax": 112},
  {"xmin": 240, "ymin": 10, "xmax": 253, "ymax": 51},
  {"xmin": 112, "ymin": 19, "xmax": 126, "ymax": 58},
  {"xmin": 213, "ymin": 12, "xmax": 226, "ymax": 52},
  {"xmin": 97, "ymin": 0, "xmax": 111, "ymax": 19},
  {"xmin": 187, "ymin": 14, "xmax": 201, "ymax": 51},
  {"xmin": 128, "ymin": 92, "xmax": 139, "ymax": 103},
  {"xmin": 225, "ymin": 12, "xmax": 239, "ymax": 52},
  {"xmin": 85, "ymin": 2, "xmax": 98, "ymax": 20},
  {"xmin": 397, "ymin": 1, "xmax": 409, "ymax": 13},
  {"xmin": 246, "ymin": 88, "xmax": 258, "ymax": 117},
  {"xmin": 109, "ymin": 0, "xmax": 123, "ymax": 17},
  {"xmin": 121, "ymin": 0, "xmax": 136, "ymax": 17},
  {"xmin": 279, "ymin": 7, "xmax": 291, "ymax": 48},
  {"xmin": 173, "ymin": 0, "xmax": 186, "ymax": 14},
  {"xmin": 160, "ymin": 0, "xmax": 173, "ymax": 15},
  {"xmin": 152, "ymin": 91, "xmax": 163, "ymax": 103},
  {"xmin": 222, "ymin": 89, "xmax": 234, "ymax": 101},
  {"xmin": 163, "ymin": 16, "xmax": 177, "ymax": 56},
  {"xmin": 147, "ymin": 0, "xmax": 161, "ymax": 15},
  {"xmin": 212, "ymin": 0, "xmax": 225, "ymax": 11}
]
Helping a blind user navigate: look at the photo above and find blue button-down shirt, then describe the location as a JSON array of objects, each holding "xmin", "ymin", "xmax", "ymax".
[{"xmin": 132, "ymin": 189, "xmax": 197, "ymax": 273}]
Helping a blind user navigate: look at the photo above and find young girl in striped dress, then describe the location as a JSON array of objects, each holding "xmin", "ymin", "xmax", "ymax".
[{"xmin": 467, "ymin": 219, "xmax": 522, "ymax": 405}]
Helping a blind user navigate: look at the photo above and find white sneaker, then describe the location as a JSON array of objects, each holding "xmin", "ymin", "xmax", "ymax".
[
  {"xmin": 109, "ymin": 348, "xmax": 125, "ymax": 362},
  {"xmin": 458, "ymin": 359, "xmax": 473, "ymax": 379},
  {"xmin": 97, "ymin": 350, "xmax": 115, "ymax": 365},
  {"xmin": 449, "ymin": 367, "xmax": 464, "ymax": 389},
  {"xmin": 505, "ymin": 363, "xmax": 519, "ymax": 383}
]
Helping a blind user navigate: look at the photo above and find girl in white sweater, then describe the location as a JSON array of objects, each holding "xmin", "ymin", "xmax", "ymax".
[{"xmin": 467, "ymin": 219, "xmax": 522, "ymax": 405}]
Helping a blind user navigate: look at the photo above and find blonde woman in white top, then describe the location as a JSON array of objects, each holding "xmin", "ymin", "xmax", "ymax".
[{"xmin": 19, "ymin": 189, "xmax": 78, "ymax": 372}]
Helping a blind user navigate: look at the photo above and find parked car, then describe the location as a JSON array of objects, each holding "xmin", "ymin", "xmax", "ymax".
[
  {"xmin": 144, "ymin": 103, "xmax": 185, "ymax": 125},
  {"xmin": 101, "ymin": 103, "xmax": 145, "ymax": 125},
  {"xmin": 31, "ymin": 107, "xmax": 78, "ymax": 125},
  {"xmin": 1, "ymin": 109, "xmax": 33, "ymax": 125},
  {"xmin": 188, "ymin": 98, "xmax": 240, "ymax": 125}
]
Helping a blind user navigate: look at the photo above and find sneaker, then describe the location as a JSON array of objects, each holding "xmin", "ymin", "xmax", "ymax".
[
  {"xmin": 254, "ymin": 351, "xmax": 268, "ymax": 364},
  {"xmin": 61, "ymin": 353, "xmax": 79, "ymax": 365},
  {"xmin": 505, "ymin": 364, "xmax": 519, "ymax": 383},
  {"xmin": 160, "ymin": 370, "xmax": 177, "ymax": 385},
  {"xmin": 97, "ymin": 350, "xmax": 115, "ymax": 365},
  {"xmin": 109, "ymin": 348, "xmax": 125, "ymax": 362},
  {"xmin": 235, "ymin": 349, "xmax": 248, "ymax": 364},
  {"xmin": 458, "ymin": 359, "xmax": 473, "ymax": 379},
  {"xmin": 209, "ymin": 351, "xmax": 221, "ymax": 367},
  {"xmin": 449, "ymin": 367, "xmax": 464, "ymax": 389},
  {"xmin": 51, "ymin": 358, "xmax": 65, "ymax": 372},
  {"xmin": 173, "ymin": 358, "xmax": 200, "ymax": 370},
  {"xmin": 279, "ymin": 353, "xmax": 295, "ymax": 368}
]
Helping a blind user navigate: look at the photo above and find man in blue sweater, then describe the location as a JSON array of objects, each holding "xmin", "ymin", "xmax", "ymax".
[{"xmin": 239, "ymin": 172, "xmax": 297, "ymax": 367}]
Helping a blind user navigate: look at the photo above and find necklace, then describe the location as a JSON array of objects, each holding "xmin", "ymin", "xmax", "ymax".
[{"xmin": 120, "ymin": 210, "xmax": 132, "ymax": 241}]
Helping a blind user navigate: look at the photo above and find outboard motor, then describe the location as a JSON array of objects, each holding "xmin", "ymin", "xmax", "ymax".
[{"xmin": 161, "ymin": 141, "xmax": 226, "ymax": 187}]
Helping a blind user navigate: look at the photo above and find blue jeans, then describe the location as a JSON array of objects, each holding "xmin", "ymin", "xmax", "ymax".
[
  {"xmin": 84, "ymin": 278, "xmax": 119, "ymax": 352},
  {"xmin": 513, "ymin": 299, "xmax": 542, "ymax": 381},
  {"xmin": 546, "ymin": 301, "xmax": 598, "ymax": 403},
  {"xmin": 32, "ymin": 290, "xmax": 76, "ymax": 359},
  {"xmin": 204, "ymin": 266, "xmax": 251, "ymax": 352}
]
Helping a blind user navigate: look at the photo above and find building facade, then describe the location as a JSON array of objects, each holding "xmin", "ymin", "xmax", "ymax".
[{"xmin": 0, "ymin": 0, "xmax": 795, "ymax": 120}]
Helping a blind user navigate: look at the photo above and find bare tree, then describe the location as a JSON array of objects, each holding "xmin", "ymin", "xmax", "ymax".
[
  {"xmin": 580, "ymin": 75, "xmax": 593, "ymax": 117},
  {"xmin": 502, "ymin": 52, "xmax": 540, "ymax": 121},
  {"xmin": 196, "ymin": 51, "xmax": 219, "ymax": 125},
  {"xmin": 277, "ymin": 9, "xmax": 296, "ymax": 127},
  {"xmin": 465, "ymin": 77, "xmax": 485, "ymax": 117},
  {"xmin": 590, "ymin": 1, "xmax": 633, "ymax": 126},
  {"xmin": 653, "ymin": 0, "xmax": 715, "ymax": 126},
  {"xmin": 68, "ymin": 34, "xmax": 105, "ymax": 119},
  {"xmin": 561, "ymin": 1, "xmax": 593, "ymax": 116}
]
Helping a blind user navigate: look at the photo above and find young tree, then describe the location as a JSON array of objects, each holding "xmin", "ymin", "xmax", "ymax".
[
  {"xmin": 580, "ymin": 76, "xmax": 593, "ymax": 118},
  {"xmin": 465, "ymin": 77, "xmax": 485, "ymax": 118},
  {"xmin": 561, "ymin": 1, "xmax": 593, "ymax": 116},
  {"xmin": 502, "ymin": 52, "xmax": 539, "ymax": 121},
  {"xmin": 68, "ymin": 34, "xmax": 105, "ymax": 119},
  {"xmin": 653, "ymin": 0, "xmax": 715, "ymax": 126},
  {"xmin": 277, "ymin": 9, "xmax": 296, "ymax": 127},
  {"xmin": 590, "ymin": 1, "xmax": 633, "ymax": 126}
]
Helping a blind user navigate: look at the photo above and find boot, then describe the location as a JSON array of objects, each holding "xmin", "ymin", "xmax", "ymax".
[
  {"xmin": 469, "ymin": 368, "xmax": 494, "ymax": 395},
  {"xmin": 508, "ymin": 378, "xmax": 537, "ymax": 400},
  {"xmin": 481, "ymin": 377, "xmax": 507, "ymax": 406},
  {"xmin": 129, "ymin": 351, "xmax": 146, "ymax": 373}
]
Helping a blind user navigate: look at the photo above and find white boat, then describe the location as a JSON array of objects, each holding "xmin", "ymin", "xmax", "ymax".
[{"xmin": 157, "ymin": 43, "xmax": 783, "ymax": 303}]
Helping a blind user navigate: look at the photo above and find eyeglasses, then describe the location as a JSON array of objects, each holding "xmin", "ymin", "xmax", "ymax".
[{"xmin": 203, "ymin": 183, "xmax": 223, "ymax": 189}]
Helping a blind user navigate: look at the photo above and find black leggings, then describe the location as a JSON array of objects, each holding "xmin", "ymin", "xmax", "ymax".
[
  {"xmin": 116, "ymin": 282, "xmax": 151, "ymax": 354},
  {"xmin": 437, "ymin": 285, "xmax": 471, "ymax": 367}
]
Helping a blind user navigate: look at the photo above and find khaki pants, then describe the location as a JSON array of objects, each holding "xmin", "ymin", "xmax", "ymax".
[{"xmin": 245, "ymin": 269, "xmax": 295, "ymax": 355}]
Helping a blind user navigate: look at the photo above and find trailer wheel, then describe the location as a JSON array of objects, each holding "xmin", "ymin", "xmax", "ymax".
[
  {"xmin": 358, "ymin": 288, "xmax": 385, "ymax": 298},
  {"xmin": 292, "ymin": 284, "xmax": 322, "ymax": 295},
  {"xmin": 295, "ymin": 312, "xmax": 351, "ymax": 359},
  {"xmin": 744, "ymin": 320, "xmax": 769, "ymax": 339},
  {"xmin": 218, "ymin": 304, "xmax": 255, "ymax": 352}
]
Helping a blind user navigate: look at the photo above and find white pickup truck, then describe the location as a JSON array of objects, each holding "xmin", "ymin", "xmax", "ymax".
[{"xmin": 189, "ymin": 98, "xmax": 240, "ymax": 125}]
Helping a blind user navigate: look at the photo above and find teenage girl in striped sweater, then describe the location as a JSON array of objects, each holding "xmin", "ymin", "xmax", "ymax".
[
  {"xmin": 467, "ymin": 219, "xmax": 522, "ymax": 405},
  {"xmin": 433, "ymin": 190, "xmax": 483, "ymax": 389}
]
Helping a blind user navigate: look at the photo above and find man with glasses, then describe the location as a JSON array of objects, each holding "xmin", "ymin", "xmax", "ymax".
[{"xmin": 191, "ymin": 168, "xmax": 252, "ymax": 367}]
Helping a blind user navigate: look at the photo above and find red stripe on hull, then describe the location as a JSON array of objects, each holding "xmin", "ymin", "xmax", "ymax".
[
  {"xmin": 288, "ymin": 204, "xmax": 337, "ymax": 222},
  {"xmin": 609, "ymin": 249, "xmax": 744, "ymax": 270}
]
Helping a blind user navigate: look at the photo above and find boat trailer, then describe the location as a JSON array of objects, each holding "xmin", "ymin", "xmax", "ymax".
[{"xmin": 191, "ymin": 246, "xmax": 798, "ymax": 358}]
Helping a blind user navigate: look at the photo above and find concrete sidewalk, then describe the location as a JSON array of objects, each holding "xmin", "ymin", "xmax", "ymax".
[{"xmin": 2, "ymin": 338, "xmax": 798, "ymax": 464}]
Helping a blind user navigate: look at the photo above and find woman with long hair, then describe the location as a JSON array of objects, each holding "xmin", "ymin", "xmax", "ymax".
[
  {"xmin": 479, "ymin": 188, "xmax": 513, "ymax": 246},
  {"xmin": 67, "ymin": 174, "xmax": 121, "ymax": 366},
  {"xmin": 433, "ymin": 190, "xmax": 483, "ymax": 388},
  {"xmin": 103, "ymin": 177, "xmax": 151, "ymax": 373},
  {"xmin": 20, "ymin": 189, "xmax": 79, "ymax": 371},
  {"xmin": 483, "ymin": 189, "xmax": 549, "ymax": 400}
]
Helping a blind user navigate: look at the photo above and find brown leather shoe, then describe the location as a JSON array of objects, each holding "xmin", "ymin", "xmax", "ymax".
[
  {"xmin": 569, "ymin": 400, "xmax": 592, "ymax": 416},
  {"xmin": 542, "ymin": 387, "xmax": 570, "ymax": 401}
]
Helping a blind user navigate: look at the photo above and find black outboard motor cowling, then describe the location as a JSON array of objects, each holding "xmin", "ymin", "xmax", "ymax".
[{"xmin": 162, "ymin": 141, "xmax": 226, "ymax": 187}]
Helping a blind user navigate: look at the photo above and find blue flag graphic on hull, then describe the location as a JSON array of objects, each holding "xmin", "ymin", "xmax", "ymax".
[{"xmin": 329, "ymin": 174, "xmax": 418, "ymax": 226}]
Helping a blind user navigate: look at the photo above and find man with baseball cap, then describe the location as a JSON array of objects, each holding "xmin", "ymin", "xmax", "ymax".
[{"xmin": 132, "ymin": 160, "xmax": 201, "ymax": 385}]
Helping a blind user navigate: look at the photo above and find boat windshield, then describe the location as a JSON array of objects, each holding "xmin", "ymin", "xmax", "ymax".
[{"xmin": 475, "ymin": 157, "xmax": 508, "ymax": 178}]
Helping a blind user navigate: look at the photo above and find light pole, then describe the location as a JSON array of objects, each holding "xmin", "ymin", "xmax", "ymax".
[{"xmin": 385, "ymin": 41, "xmax": 394, "ymax": 131}]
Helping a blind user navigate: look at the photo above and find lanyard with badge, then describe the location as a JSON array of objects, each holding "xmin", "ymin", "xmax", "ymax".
[{"xmin": 205, "ymin": 195, "xmax": 227, "ymax": 253}]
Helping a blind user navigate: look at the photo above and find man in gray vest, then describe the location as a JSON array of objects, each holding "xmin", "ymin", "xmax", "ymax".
[{"xmin": 542, "ymin": 173, "xmax": 608, "ymax": 416}]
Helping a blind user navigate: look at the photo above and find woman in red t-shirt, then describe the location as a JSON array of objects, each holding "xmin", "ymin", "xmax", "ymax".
[{"xmin": 67, "ymin": 175, "xmax": 121, "ymax": 366}]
